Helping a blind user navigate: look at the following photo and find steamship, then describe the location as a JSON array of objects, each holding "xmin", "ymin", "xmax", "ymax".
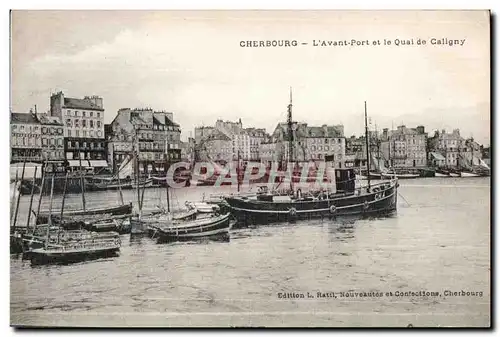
[{"xmin": 225, "ymin": 94, "xmax": 399, "ymax": 226}]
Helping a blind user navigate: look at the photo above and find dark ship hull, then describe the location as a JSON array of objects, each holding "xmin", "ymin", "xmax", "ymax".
[
  {"xmin": 226, "ymin": 179, "xmax": 398, "ymax": 226},
  {"xmin": 36, "ymin": 203, "xmax": 133, "ymax": 225}
]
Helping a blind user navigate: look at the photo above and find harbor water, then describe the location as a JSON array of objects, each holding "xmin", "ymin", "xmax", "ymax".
[{"xmin": 10, "ymin": 177, "xmax": 490, "ymax": 327}]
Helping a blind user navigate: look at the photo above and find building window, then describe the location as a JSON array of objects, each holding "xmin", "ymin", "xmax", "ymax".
[
  {"xmin": 97, "ymin": 121, "xmax": 101, "ymax": 128},
  {"xmin": 66, "ymin": 110, "xmax": 71, "ymax": 116},
  {"xmin": 83, "ymin": 130, "xmax": 87, "ymax": 137},
  {"xmin": 68, "ymin": 130, "xmax": 72, "ymax": 137},
  {"xmin": 97, "ymin": 112, "xmax": 100, "ymax": 118},
  {"xmin": 90, "ymin": 120, "xmax": 94, "ymax": 128},
  {"xmin": 75, "ymin": 111, "xmax": 78, "ymax": 117},
  {"xmin": 76, "ymin": 130, "xmax": 80, "ymax": 137},
  {"xmin": 82, "ymin": 111, "xmax": 86, "ymax": 117},
  {"xmin": 42, "ymin": 138, "xmax": 48, "ymax": 146},
  {"xmin": 82, "ymin": 120, "xmax": 87, "ymax": 127},
  {"xmin": 90, "ymin": 130, "xmax": 94, "ymax": 137}
]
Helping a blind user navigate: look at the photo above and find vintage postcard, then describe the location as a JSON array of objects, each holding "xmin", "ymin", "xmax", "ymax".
[{"xmin": 9, "ymin": 10, "xmax": 490, "ymax": 328}]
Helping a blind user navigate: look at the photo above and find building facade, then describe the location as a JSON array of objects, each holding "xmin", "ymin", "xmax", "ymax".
[
  {"xmin": 37, "ymin": 113, "xmax": 65, "ymax": 162},
  {"xmin": 304, "ymin": 125, "xmax": 345, "ymax": 167},
  {"xmin": 380, "ymin": 125, "xmax": 427, "ymax": 168},
  {"xmin": 270, "ymin": 122, "xmax": 346, "ymax": 167},
  {"xmin": 427, "ymin": 129, "xmax": 482, "ymax": 168},
  {"xmin": 108, "ymin": 108, "xmax": 167, "ymax": 174},
  {"xmin": 50, "ymin": 92, "xmax": 107, "ymax": 168},
  {"xmin": 196, "ymin": 129, "xmax": 232, "ymax": 163},
  {"xmin": 195, "ymin": 120, "xmax": 268, "ymax": 162},
  {"xmin": 10, "ymin": 112, "xmax": 42, "ymax": 163}
]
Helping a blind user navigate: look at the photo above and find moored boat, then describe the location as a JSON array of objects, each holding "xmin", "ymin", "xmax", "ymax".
[
  {"xmin": 460, "ymin": 171, "xmax": 482, "ymax": 178},
  {"xmin": 29, "ymin": 234, "xmax": 121, "ymax": 265},
  {"xmin": 225, "ymin": 98, "xmax": 399, "ymax": 226},
  {"xmin": 36, "ymin": 203, "xmax": 133, "ymax": 224},
  {"xmin": 152, "ymin": 213, "xmax": 232, "ymax": 243}
]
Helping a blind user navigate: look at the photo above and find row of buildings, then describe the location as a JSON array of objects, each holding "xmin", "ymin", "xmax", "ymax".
[
  {"xmin": 194, "ymin": 120, "xmax": 486, "ymax": 171},
  {"xmin": 10, "ymin": 91, "xmax": 488, "ymax": 173},
  {"xmin": 10, "ymin": 91, "xmax": 182, "ymax": 174}
]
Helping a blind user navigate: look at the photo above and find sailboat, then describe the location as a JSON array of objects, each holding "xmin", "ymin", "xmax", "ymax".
[
  {"xmin": 26, "ymin": 173, "xmax": 122, "ymax": 265},
  {"xmin": 36, "ymin": 156, "xmax": 133, "ymax": 225},
  {"xmin": 225, "ymin": 94, "xmax": 399, "ymax": 226}
]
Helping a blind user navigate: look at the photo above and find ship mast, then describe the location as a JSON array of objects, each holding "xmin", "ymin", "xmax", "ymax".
[
  {"xmin": 287, "ymin": 87, "xmax": 294, "ymax": 191},
  {"xmin": 364, "ymin": 101, "xmax": 371, "ymax": 191}
]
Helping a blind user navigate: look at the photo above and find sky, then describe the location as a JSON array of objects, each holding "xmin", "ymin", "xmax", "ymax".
[{"xmin": 10, "ymin": 10, "xmax": 490, "ymax": 145}]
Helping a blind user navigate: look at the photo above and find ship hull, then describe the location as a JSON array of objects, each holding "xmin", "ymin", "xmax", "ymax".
[
  {"xmin": 37, "ymin": 203, "xmax": 133, "ymax": 224},
  {"xmin": 29, "ymin": 246, "xmax": 120, "ymax": 265},
  {"xmin": 154, "ymin": 214, "xmax": 231, "ymax": 243},
  {"xmin": 226, "ymin": 181, "xmax": 398, "ymax": 226},
  {"xmin": 460, "ymin": 171, "xmax": 481, "ymax": 178}
]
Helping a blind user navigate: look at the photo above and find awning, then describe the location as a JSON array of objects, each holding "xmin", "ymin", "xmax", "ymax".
[
  {"xmin": 430, "ymin": 152, "xmax": 446, "ymax": 161},
  {"xmin": 68, "ymin": 160, "xmax": 90, "ymax": 167},
  {"xmin": 90, "ymin": 160, "xmax": 108, "ymax": 167}
]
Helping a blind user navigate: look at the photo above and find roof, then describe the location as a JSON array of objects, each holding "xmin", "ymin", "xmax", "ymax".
[
  {"xmin": 204, "ymin": 129, "xmax": 231, "ymax": 142},
  {"xmin": 164, "ymin": 116, "xmax": 180, "ymax": 127},
  {"xmin": 11, "ymin": 112, "xmax": 40, "ymax": 124},
  {"xmin": 306, "ymin": 125, "xmax": 344, "ymax": 138},
  {"xmin": 130, "ymin": 113, "xmax": 148, "ymax": 125},
  {"xmin": 37, "ymin": 113, "xmax": 63, "ymax": 126},
  {"xmin": 152, "ymin": 116, "xmax": 164, "ymax": 126},
  {"xmin": 63, "ymin": 98, "xmax": 104, "ymax": 111}
]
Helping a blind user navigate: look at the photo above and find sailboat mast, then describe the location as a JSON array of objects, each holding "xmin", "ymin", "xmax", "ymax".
[
  {"xmin": 34, "ymin": 165, "xmax": 46, "ymax": 231},
  {"xmin": 166, "ymin": 180, "xmax": 170, "ymax": 213},
  {"xmin": 25, "ymin": 166, "xmax": 38, "ymax": 232},
  {"xmin": 78, "ymin": 151, "xmax": 86, "ymax": 211},
  {"xmin": 364, "ymin": 101, "xmax": 371, "ymax": 190},
  {"xmin": 287, "ymin": 87, "xmax": 294, "ymax": 191},
  {"xmin": 116, "ymin": 173, "xmax": 124, "ymax": 205},
  {"xmin": 45, "ymin": 174, "xmax": 55, "ymax": 250},
  {"xmin": 134, "ymin": 127, "xmax": 143, "ymax": 218},
  {"xmin": 57, "ymin": 172, "xmax": 69, "ymax": 243},
  {"xmin": 12, "ymin": 157, "xmax": 27, "ymax": 233},
  {"xmin": 10, "ymin": 167, "xmax": 19, "ymax": 222},
  {"xmin": 237, "ymin": 150, "xmax": 241, "ymax": 193}
]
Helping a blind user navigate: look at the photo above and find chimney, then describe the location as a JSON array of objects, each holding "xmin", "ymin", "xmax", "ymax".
[
  {"xmin": 322, "ymin": 124, "xmax": 328, "ymax": 136},
  {"xmin": 84, "ymin": 95, "xmax": 103, "ymax": 109},
  {"xmin": 416, "ymin": 125, "xmax": 425, "ymax": 134}
]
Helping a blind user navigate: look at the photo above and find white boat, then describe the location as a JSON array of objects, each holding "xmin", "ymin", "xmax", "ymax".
[
  {"xmin": 152, "ymin": 213, "xmax": 232, "ymax": 243},
  {"xmin": 434, "ymin": 172, "xmax": 450, "ymax": 177},
  {"xmin": 449, "ymin": 172, "xmax": 460, "ymax": 177},
  {"xmin": 460, "ymin": 171, "xmax": 481, "ymax": 178},
  {"xmin": 185, "ymin": 201, "xmax": 220, "ymax": 213}
]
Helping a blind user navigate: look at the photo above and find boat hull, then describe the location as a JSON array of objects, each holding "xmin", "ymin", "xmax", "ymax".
[
  {"xmin": 29, "ymin": 246, "xmax": 120, "ymax": 265},
  {"xmin": 460, "ymin": 171, "xmax": 481, "ymax": 178},
  {"xmin": 154, "ymin": 214, "xmax": 231, "ymax": 243},
  {"xmin": 37, "ymin": 203, "xmax": 133, "ymax": 224},
  {"xmin": 226, "ymin": 181, "xmax": 398, "ymax": 226}
]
